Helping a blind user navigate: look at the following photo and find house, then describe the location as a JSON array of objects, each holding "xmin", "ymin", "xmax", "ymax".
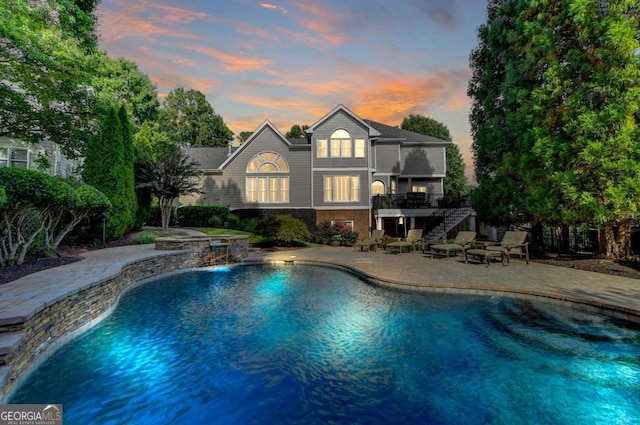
[
  {"xmin": 180, "ymin": 104, "xmax": 468, "ymax": 239},
  {"xmin": 0, "ymin": 136, "xmax": 78, "ymax": 177}
]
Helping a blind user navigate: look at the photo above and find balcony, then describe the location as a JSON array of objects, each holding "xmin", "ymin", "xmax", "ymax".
[{"xmin": 372, "ymin": 193, "xmax": 471, "ymax": 210}]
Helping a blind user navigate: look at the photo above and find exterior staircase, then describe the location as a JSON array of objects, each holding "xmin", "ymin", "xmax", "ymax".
[{"xmin": 423, "ymin": 207, "xmax": 474, "ymax": 241}]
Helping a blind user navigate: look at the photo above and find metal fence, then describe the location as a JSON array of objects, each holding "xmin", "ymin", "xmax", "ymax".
[{"xmin": 541, "ymin": 226, "xmax": 600, "ymax": 255}]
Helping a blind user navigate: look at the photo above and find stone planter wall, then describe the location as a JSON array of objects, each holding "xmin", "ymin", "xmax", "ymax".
[
  {"xmin": 155, "ymin": 235, "xmax": 249, "ymax": 266},
  {"xmin": 0, "ymin": 251, "xmax": 195, "ymax": 402}
]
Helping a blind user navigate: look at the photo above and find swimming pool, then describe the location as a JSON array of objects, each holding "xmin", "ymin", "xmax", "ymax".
[{"xmin": 10, "ymin": 264, "xmax": 640, "ymax": 424}]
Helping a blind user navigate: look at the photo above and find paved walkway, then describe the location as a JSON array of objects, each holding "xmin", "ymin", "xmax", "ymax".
[{"xmin": 2, "ymin": 243, "xmax": 640, "ymax": 326}]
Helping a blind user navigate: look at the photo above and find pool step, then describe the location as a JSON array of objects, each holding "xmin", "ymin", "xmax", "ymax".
[{"xmin": 0, "ymin": 331, "xmax": 25, "ymax": 366}]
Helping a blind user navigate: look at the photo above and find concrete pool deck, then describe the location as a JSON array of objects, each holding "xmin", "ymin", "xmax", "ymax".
[
  {"xmin": 1, "ymin": 241, "xmax": 640, "ymax": 401},
  {"xmin": 2, "ymin": 243, "xmax": 640, "ymax": 328}
]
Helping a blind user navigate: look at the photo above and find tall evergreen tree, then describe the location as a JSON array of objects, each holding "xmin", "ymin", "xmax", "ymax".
[
  {"xmin": 118, "ymin": 105, "xmax": 138, "ymax": 231},
  {"xmin": 82, "ymin": 107, "xmax": 130, "ymax": 240},
  {"xmin": 469, "ymin": 0, "xmax": 640, "ymax": 258}
]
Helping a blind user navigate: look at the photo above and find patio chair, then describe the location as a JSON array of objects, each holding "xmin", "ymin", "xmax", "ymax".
[
  {"xmin": 387, "ymin": 229, "xmax": 424, "ymax": 254},
  {"xmin": 485, "ymin": 231, "xmax": 529, "ymax": 264},
  {"xmin": 430, "ymin": 231, "xmax": 477, "ymax": 259},
  {"xmin": 353, "ymin": 229, "xmax": 385, "ymax": 252}
]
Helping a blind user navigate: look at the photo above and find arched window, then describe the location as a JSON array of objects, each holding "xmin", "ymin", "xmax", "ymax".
[
  {"xmin": 246, "ymin": 152, "xmax": 289, "ymax": 173},
  {"xmin": 246, "ymin": 152, "xmax": 289, "ymax": 203},
  {"xmin": 330, "ymin": 129, "xmax": 351, "ymax": 158},
  {"xmin": 371, "ymin": 180, "xmax": 385, "ymax": 195}
]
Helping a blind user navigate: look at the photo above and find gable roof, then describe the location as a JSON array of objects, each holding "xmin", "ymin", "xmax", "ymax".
[
  {"xmin": 306, "ymin": 104, "xmax": 381, "ymax": 138},
  {"xmin": 218, "ymin": 120, "xmax": 291, "ymax": 169},
  {"xmin": 182, "ymin": 146, "xmax": 233, "ymax": 170},
  {"xmin": 363, "ymin": 120, "xmax": 450, "ymax": 144}
]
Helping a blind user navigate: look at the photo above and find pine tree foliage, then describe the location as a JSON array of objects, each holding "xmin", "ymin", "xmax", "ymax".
[{"xmin": 469, "ymin": 0, "xmax": 640, "ymax": 258}]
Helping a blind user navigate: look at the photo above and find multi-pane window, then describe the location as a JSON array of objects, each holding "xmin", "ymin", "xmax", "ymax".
[
  {"xmin": 324, "ymin": 175, "xmax": 360, "ymax": 202},
  {"xmin": 0, "ymin": 148, "xmax": 29, "ymax": 168},
  {"xmin": 411, "ymin": 186, "xmax": 427, "ymax": 193},
  {"xmin": 246, "ymin": 152, "xmax": 289, "ymax": 203},
  {"xmin": 317, "ymin": 139, "xmax": 328, "ymax": 158},
  {"xmin": 330, "ymin": 129, "xmax": 351, "ymax": 158},
  {"xmin": 354, "ymin": 139, "xmax": 365, "ymax": 158},
  {"xmin": 11, "ymin": 149, "xmax": 28, "ymax": 168}
]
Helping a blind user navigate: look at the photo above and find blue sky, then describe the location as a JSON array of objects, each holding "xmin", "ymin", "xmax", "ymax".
[{"xmin": 97, "ymin": 0, "xmax": 488, "ymax": 175}]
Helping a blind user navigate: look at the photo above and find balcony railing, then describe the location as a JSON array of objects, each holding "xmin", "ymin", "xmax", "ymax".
[{"xmin": 373, "ymin": 193, "xmax": 472, "ymax": 210}]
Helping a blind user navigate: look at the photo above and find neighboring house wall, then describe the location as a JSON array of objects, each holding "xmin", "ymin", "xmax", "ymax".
[{"xmin": 0, "ymin": 137, "xmax": 78, "ymax": 177}]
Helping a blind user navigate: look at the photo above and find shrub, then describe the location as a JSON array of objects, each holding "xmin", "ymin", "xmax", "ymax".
[
  {"xmin": 225, "ymin": 213, "xmax": 240, "ymax": 229},
  {"xmin": 177, "ymin": 205, "xmax": 231, "ymax": 227},
  {"xmin": 131, "ymin": 231, "xmax": 158, "ymax": 244},
  {"xmin": 313, "ymin": 221, "xmax": 358, "ymax": 246},
  {"xmin": 208, "ymin": 215, "xmax": 224, "ymax": 228},
  {"xmin": 255, "ymin": 215, "xmax": 311, "ymax": 246}
]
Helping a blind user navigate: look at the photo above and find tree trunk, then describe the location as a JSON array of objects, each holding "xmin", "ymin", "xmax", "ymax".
[
  {"xmin": 530, "ymin": 222, "xmax": 545, "ymax": 252},
  {"xmin": 600, "ymin": 222, "xmax": 632, "ymax": 260},
  {"xmin": 159, "ymin": 195, "xmax": 174, "ymax": 232}
]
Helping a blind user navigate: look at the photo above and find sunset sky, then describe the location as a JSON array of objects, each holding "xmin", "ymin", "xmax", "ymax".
[{"xmin": 97, "ymin": 0, "xmax": 489, "ymax": 176}]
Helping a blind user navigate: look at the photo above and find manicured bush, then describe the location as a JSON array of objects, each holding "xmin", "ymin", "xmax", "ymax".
[
  {"xmin": 176, "ymin": 205, "xmax": 231, "ymax": 227},
  {"xmin": 225, "ymin": 213, "xmax": 240, "ymax": 229},
  {"xmin": 233, "ymin": 209, "xmax": 316, "ymax": 230},
  {"xmin": 313, "ymin": 221, "xmax": 359, "ymax": 246},
  {"xmin": 255, "ymin": 215, "xmax": 311, "ymax": 246}
]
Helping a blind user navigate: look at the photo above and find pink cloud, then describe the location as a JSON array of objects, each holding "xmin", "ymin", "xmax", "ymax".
[{"xmin": 177, "ymin": 44, "xmax": 274, "ymax": 73}]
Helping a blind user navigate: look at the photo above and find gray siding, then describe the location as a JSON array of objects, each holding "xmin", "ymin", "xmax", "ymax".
[
  {"xmin": 400, "ymin": 146, "xmax": 445, "ymax": 176},
  {"xmin": 374, "ymin": 144, "xmax": 401, "ymax": 174},
  {"xmin": 183, "ymin": 125, "xmax": 311, "ymax": 209},
  {"xmin": 312, "ymin": 111, "xmax": 370, "ymax": 170},
  {"xmin": 312, "ymin": 169, "xmax": 370, "ymax": 208}
]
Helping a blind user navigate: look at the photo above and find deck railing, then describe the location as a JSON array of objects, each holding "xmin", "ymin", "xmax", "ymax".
[{"xmin": 372, "ymin": 193, "xmax": 472, "ymax": 210}]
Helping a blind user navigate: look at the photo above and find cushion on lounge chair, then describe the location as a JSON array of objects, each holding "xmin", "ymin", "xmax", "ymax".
[
  {"xmin": 353, "ymin": 229, "xmax": 385, "ymax": 251},
  {"xmin": 430, "ymin": 231, "xmax": 476, "ymax": 259},
  {"xmin": 485, "ymin": 231, "xmax": 529, "ymax": 264}
]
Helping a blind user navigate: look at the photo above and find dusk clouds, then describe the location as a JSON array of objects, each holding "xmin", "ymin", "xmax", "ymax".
[{"xmin": 97, "ymin": 0, "xmax": 487, "ymax": 169}]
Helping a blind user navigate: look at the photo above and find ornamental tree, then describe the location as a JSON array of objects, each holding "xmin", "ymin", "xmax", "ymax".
[
  {"xmin": 137, "ymin": 147, "xmax": 202, "ymax": 231},
  {"xmin": 0, "ymin": 168, "xmax": 109, "ymax": 265}
]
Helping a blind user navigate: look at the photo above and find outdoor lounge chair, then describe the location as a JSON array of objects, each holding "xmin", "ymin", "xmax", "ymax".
[
  {"xmin": 430, "ymin": 231, "xmax": 476, "ymax": 259},
  {"xmin": 386, "ymin": 229, "xmax": 424, "ymax": 254},
  {"xmin": 485, "ymin": 230, "xmax": 529, "ymax": 264},
  {"xmin": 353, "ymin": 229, "xmax": 385, "ymax": 252}
]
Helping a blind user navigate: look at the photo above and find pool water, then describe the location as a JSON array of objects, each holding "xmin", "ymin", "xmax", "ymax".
[{"xmin": 10, "ymin": 264, "xmax": 640, "ymax": 424}]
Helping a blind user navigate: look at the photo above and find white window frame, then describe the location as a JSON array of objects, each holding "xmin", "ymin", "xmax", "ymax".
[
  {"xmin": 330, "ymin": 129, "xmax": 352, "ymax": 158},
  {"xmin": 317, "ymin": 139, "xmax": 328, "ymax": 158},
  {"xmin": 246, "ymin": 176, "xmax": 290, "ymax": 203},
  {"xmin": 246, "ymin": 152, "xmax": 290, "ymax": 203},
  {"xmin": 354, "ymin": 139, "xmax": 365, "ymax": 158},
  {"xmin": 331, "ymin": 219, "xmax": 354, "ymax": 230},
  {"xmin": 0, "ymin": 148, "xmax": 7, "ymax": 168},
  {"xmin": 323, "ymin": 175, "xmax": 360, "ymax": 202}
]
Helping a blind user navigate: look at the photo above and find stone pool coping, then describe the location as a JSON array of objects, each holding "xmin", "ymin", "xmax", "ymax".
[{"xmin": 2, "ymin": 244, "xmax": 640, "ymax": 401}]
